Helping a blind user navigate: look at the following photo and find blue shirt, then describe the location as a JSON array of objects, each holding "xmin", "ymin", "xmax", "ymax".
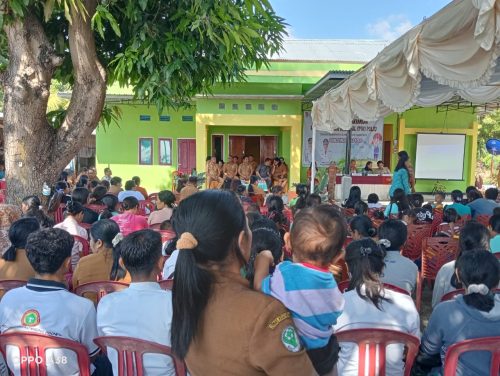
[
  {"xmin": 490, "ymin": 235, "xmax": 500, "ymax": 253},
  {"xmin": 445, "ymin": 203, "xmax": 472, "ymax": 218},
  {"xmin": 467, "ymin": 198, "xmax": 499, "ymax": 217},
  {"xmin": 384, "ymin": 203, "xmax": 399, "ymax": 218},
  {"xmin": 389, "ymin": 169, "xmax": 411, "ymax": 197}
]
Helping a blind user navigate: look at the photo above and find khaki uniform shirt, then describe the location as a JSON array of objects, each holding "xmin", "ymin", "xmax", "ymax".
[
  {"xmin": 0, "ymin": 249, "xmax": 36, "ymax": 281},
  {"xmin": 207, "ymin": 162, "xmax": 221, "ymax": 180},
  {"xmin": 179, "ymin": 185, "xmax": 199, "ymax": 202},
  {"xmin": 238, "ymin": 162, "xmax": 253, "ymax": 180},
  {"xmin": 250, "ymin": 161, "xmax": 258, "ymax": 174},
  {"xmin": 272, "ymin": 164, "xmax": 288, "ymax": 180},
  {"xmin": 223, "ymin": 162, "xmax": 238, "ymax": 179},
  {"xmin": 185, "ymin": 271, "xmax": 315, "ymax": 376}
]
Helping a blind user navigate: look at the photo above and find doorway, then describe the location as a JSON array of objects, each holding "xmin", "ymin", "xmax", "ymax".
[
  {"xmin": 178, "ymin": 139, "xmax": 196, "ymax": 174},
  {"xmin": 229, "ymin": 136, "xmax": 277, "ymax": 162},
  {"xmin": 211, "ymin": 135, "xmax": 223, "ymax": 162}
]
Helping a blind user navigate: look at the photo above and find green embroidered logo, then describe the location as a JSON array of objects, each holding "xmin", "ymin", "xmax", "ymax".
[
  {"xmin": 281, "ymin": 326, "xmax": 301, "ymax": 352},
  {"xmin": 21, "ymin": 310, "xmax": 40, "ymax": 327}
]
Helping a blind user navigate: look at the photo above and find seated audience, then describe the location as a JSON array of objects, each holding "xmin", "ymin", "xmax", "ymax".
[
  {"xmin": 108, "ymin": 176, "xmax": 123, "ymax": 196},
  {"xmin": 117, "ymin": 180, "xmax": 145, "ymax": 202},
  {"xmin": 0, "ymin": 228, "xmax": 102, "ymax": 374},
  {"xmin": 445, "ymin": 190, "xmax": 472, "ymax": 217},
  {"xmin": 255, "ymin": 205, "xmax": 346, "ymax": 376},
  {"xmin": 350, "ymin": 215, "xmax": 376, "ymax": 240},
  {"xmin": 432, "ymin": 191, "xmax": 446, "ymax": 210},
  {"xmin": 21, "ymin": 196, "xmax": 53, "ymax": 228},
  {"xmin": 132, "ymin": 176, "xmax": 148, "ymax": 200},
  {"xmin": 413, "ymin": 251, "xmax": 500, "ymax": 376},
  {"xmin": 100, "ymin": 179, "xmax": 110, "ymax": 191},
  {"xmin": 378, "ymin": 220, "xmax": 418, "ymax": 293},
  {"xmin": 343, "ymin": 186, "xmax": 362, "ymax": 209},
  {"xmin": 248, "ymin": 176, "xmax": 266, "ymax": 206},
  {"xmin": 0, "ymin": 218, "xmax": 39, "ymax": 281},
  {"xmin": 467, "ymin": 187, "xmax": 499, "ymax": 217},
  {"xmin": 489, "ymin": 214, "xmax": 500, "ymax": 253},
  {"xmin": 353, "ymin": 201, "xmax": 368, "ymax": 216},
  {"xmin": 408, "ymin": 193, "xmax": 433, "ymax": 223},
  {"xmin": 334, "ymin": 238, "xmax": 420, "ymax": 376},
  {"xmin": 97, "ymin": 230, "xmax": 173, "ymax": 375},
  {"xmin": 0, "ymin": 205, "xmax": 22, "ymax": 253},
  {"xmin": 266, "ymin": 195, "xmax": 289, "ymax": 238},
  {"xmin": 101, "ymin": 167, "xmax": 112, "ymax": 182},
  {"xmin": 236, "ymin": 185, "xmax": 253, "ymax": 205},
  {"xmin": 72, "ymin": 188, "xmax": 99, "ymax": 224},
  {"xmin": 289, "ymin": 184, "xmax": 308, "ymax": 208},
  {"xmin": 170, "ymin": 190, "xmax": 315, "ymax": 375},
  {"xmin": 99, "ymin": 194, "xmax": 120, "ymax": 220},
  {"xmin": 305, "ymin": 193, "xmax": 322, "ymax": 208},
  {"xmin": 401, "ymin": 208, "xmax": 417, "ymax": 225},
  {"xmin": 436, "ymin": 208, "xmax": 460, "ymax": 237},
  {"xmin": 384, "ymin": 188, "xmax": 409, "ymax": 219},
  {"xmin": 55, "ymin": 181, "xmax": 72, "ymax": 204},
  {"xmin": 88, "ymin": 186, "xmax": 107, "ymax": 206},
  {"xmin": 111, "ymin": 197, "xmax": 148, "ymax": 236},
  {"xmin": 432, "ymin": 221, "xmax": 490, "ymax": 307},
  {"xmin": 148, "ymin": 190, "xmax": 175, "ymax": 227},
  {"xmin": 179, "ymin": 176, "xmax": 199, "ymax": 202},
  {"xmin": 72, "ymin": 220, "xmax": 130, "ymax": 289},
  {"xmin": 367, "ymin": 193, "xmax": 382, "ymax": 209}
]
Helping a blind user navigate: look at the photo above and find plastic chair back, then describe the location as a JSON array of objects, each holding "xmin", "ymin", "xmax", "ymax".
[
  {"xmin": 0, "ymin": 332, "xmax": 90, "ymax": 376},
  {"xmin": 335, "ymin": 328, "xmax": 420, "ymax": 376},
  {"xmin": 401, "ymin": 224, "xmax": 432, "ymax": 260},
  {"xmin": 85, "ymin": 204, "xmax": 106, "ymax": 214},
  {"xmin": 93, "ymin": 336, "xmax": 186, "ymax": 376},
  {"xmin": 158, "ymin": 279, "xmax": 173, "ymax": 291},
  {"xmin": 441, "ymin": 288, "xmax": 500, "ymax": 302},
  {"xmin": 74, "ymin": 281, "xmax": 129, "ymax": 304},
  {"xmin": 0, "ymin": 280, "xmax": 27, "ymax": 298},
  {"xmin": 156, "ymin": 230, "xmax": 176, "ymax": 244},
  {"xmin": 431, "ymin": 209, "xmax": 443, "ymax": 235},
  {"xmin": 73, "ymin": 235, "xmax": 90, "ymax": 258},
  {"xmin": 475, "ymin": 215, "xmax": 491, "ymax": 227},
  {"xmin": 443, "ymin": 336, "xmax": 500, "ymax": 376},
  {"xmin": 138, "ymin": 201, "xmax": 155, "ymax": 216},
  {"xmin": 53, "ymin": 204, "xmax": 66, "ymax": 224}
]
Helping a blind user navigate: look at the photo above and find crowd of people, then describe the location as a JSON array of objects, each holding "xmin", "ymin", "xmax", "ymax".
[{"xmin": 0, "ymin": 154, "xmax": 497, "ymax": 375}]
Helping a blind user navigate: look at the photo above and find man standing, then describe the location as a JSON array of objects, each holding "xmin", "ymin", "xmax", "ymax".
[
  {"xmin": 223, "ymin": 156, "xmax": 239, "ymax": 179},
  {"xmin": 238, "ymin": 156, "xmax": 253, "ymax": 182},
  {"xmin": 256, "ymin": 158, "xmax": 272, "ymax": 188}
]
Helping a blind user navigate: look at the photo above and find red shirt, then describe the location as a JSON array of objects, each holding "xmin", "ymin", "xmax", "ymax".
[{"xmin": 111, "ymin": 213, "xmax": 148, "ymax": 236}]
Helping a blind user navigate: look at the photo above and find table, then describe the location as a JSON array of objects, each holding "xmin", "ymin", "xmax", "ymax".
[{"xmin": 335, "ymin": 175, "xmax": 392, "ymax": 201}]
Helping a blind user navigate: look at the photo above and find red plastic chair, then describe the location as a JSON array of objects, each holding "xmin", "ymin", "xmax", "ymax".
[
  {"xmin": 53, "ymin": 204, "xmax": 66, "ymax": 224},
  {"xmin": 0, "ymin": 332, "xmax": 91, "ymax": 376},
  {"xmin": 138, "ymin": 201, "xmax": 155, "ymax": 216},
  {"xmin": 93, "ymin": 336, "xmax": 186, "ymax": 376},
  {"xmin": 435, "ymin": 223, "xmax": 462, "ymax": 237},
  {"xmin": 337, "ymin": 280, "xmax": 411, "ymax": 296},
  {"xmin": 416, "ymin": 237, "xmax": 459, "ymax": 311},
  {"xmin": 73, "ymin": 235, "xmax": 90, "ymax": 258},
  {"xmin": 401, "ymin": 224, "xmax": 432, "ymax": 260},
  {"xmin": 443, "ymin": 336, "xmax": 500, "ymax": 376},
  {"xmin": 149, "ymin": 223, "xmax": 162, "ymax": 230},
  {"xmin": 431, "ymin": 209, "xmax": 443, "ymax": 235},
  {"xmin": 156, "ymin": 230, "xmax": 176, "ymax": 244},
  {"xmin": 74, "ymin": 281, "xmax": 129, "ymax": 303},
  {"xmin": 0, "ymin": 280, "xmax": 27, "ymax": 297},
  {"xmin": 335, "ymin": 328, "xmax": 420, "ymax": 376},
  {"xmin": 158, "ymin": 279, "xmax": 173, "ymax": 291},
  {"xmin": 440, "ymin": 288, "xmax": 500, "ymax": 302},
  {"xmin": 475, "ymin": 215, "xmax": 492, "ymax": 227},
  {"xmin": 85, "ymin": 204, "xmax": 106, "ymax": 214}
]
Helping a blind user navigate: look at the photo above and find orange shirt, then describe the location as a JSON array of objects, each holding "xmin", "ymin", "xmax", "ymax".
[
  {"xmin": 136, "ymin": 186, "xmax": 148, "ymax": 200},
  {"xmin": 238, "ymin": 162, "xmax": 253, "ymax": 180},
  {"xmin": 0, "ymin": 249, "xmax": 36, "ymax": 281},
  {"xmin": 223, "ymin": 162, "xmax": 238, "ymax": 179}
]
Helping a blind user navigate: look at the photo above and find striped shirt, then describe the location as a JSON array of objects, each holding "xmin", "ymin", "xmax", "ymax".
[{"xmin": 261, "ymin": 261, "xmax": 344, "ymax": 349}]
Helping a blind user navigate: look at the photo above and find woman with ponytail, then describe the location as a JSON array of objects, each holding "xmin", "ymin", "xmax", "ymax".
[
  {"xmin": 21, "ymin": 196, "xmax": 54, "ymax": 228},
  {"xmin": 0, "ymin": 218, "xmax": 39, "ymax": 281},
  {"xmin": 171, "ymin": 190, "xmax": 315, "ymax": 375},
  {"xmin": 334, "ymin": 238, "xmax": 419, "ymax": 376},
  {"xmin": 54, "ymin": 201, "xmax": 88, "ymax": 268},
  {"xmin": 414, "ymin": 251, "xmax": 500, "ymax": 376},
  {"xmin": 349, "ymin": 215, "xmax": 376, "ymax": 240},
  {"xmin": 72, "ymin": 219, "xmax": 130, "ymax": 289}
]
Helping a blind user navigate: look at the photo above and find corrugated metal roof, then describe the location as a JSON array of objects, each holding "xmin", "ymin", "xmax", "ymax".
[{"xmin": 271, "ymin": 39, "xmax": 389, "ymax": 63}]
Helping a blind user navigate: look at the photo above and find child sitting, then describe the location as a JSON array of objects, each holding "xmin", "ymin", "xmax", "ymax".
[
  {"xmin": 384, "ymin": 188, "xmax": 409, "ymax": 219},
  {"xmin": 353, "ymin": 201, "xmax": 368, "ymax": 216},
  {"xmin": 254, "ymin": 205, "xmax": 347, "ymax": 376},
  {"xmin": 413, "ymin": 251, "xmax": 500, "ymax": 376},
  {"xmin": 436, "ymin": 207, "xmax": 461, "ymax": 238},
  {"xmin": 367, "ymin": 193, "xmax": 382, "ymax": 209},
  {"xmin": 432, "ymin": 191, "xmax": 446, "ymax": 210},
  {"xmin": 489, "ymin": 214, "xmax": 500, "ymax": 253}
]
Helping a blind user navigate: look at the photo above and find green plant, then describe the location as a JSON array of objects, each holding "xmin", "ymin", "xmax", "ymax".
[{"xmin": 431, "ymin": 180, "xmax": 447, "ymax": 195}]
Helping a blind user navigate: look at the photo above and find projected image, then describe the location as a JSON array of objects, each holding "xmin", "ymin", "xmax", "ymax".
[{"xmin": 415, "ymin": 134, "xmax": 465, "ymax": 180}]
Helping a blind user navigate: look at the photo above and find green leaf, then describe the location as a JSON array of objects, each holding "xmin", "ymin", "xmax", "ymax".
[
  {"xmin": 44, "ymin": 0, "xmax": 56, "ymax": 21},
  {"xmin": 138, "ymin": 0, "xmax": 147, "ymax": 11}
]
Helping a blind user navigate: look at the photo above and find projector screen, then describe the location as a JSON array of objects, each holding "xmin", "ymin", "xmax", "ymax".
[{"xmin": 415, "ymin": 134, "xmax": 465, "ymax": 180}]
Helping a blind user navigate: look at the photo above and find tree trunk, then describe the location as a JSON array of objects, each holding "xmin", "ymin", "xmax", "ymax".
[{"xmin": 1, "ymin": 1, "xmax": 106, "ymax": 205}]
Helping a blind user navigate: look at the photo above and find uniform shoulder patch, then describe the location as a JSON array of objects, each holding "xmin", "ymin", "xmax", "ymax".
[
  {"xmin": 281, "ymin": 325, "xmax": 301, "ymax": 352},
  {"xmin": 268, "ymin": 312, "xmax": 290, "ymax": 330}
]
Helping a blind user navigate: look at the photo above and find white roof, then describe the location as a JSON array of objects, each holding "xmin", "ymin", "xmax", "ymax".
[{"xmin": 271, "ymin": 39, "xmax": 389, "ymax": 63}]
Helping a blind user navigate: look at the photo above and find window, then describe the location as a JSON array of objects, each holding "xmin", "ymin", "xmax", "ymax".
[
  {"xmin": 159, "ymin": 115, "xmax": 171, "ymax": 122},
  {"xmin": 139, "ymin": 115, "xmax": 151, "ymax": 121},
  {"xmin": 232, "ymin": 103, "xmax": 239, "ymax": 110},
  {"xmin": 182, "ymin": 115, "xmax": 194, "ymax": 122},
  {"xmin": 158, "ymin": 138, "xmax": 173, "ymax": 166},
  {"xmin": 219, "ymin": 103, "xmax": 226, "ymax": 110},
  {"xmin": 138, "ymin": 138, "xmax": 153, "ymax": 165},
  {"xmin": 245, "ymin": 104, "xmax": 252, "ymax": 110},
  {"xmin": 271, "ymin": 104, "xmax": 279, "ymax": 111},
  {"xmin": 258, "ymin": 104, "xmax": 265, "ymax": 111}
]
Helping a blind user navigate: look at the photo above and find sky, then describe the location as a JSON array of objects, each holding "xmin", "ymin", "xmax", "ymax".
[{"xmin": 269, "ymin": 0, "xmax": 451, "ymax": 41}]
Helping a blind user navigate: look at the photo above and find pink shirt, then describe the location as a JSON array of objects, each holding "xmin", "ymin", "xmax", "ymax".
[{"xmin": 111, "ymin": 213, "xmax": 148, "ymax": 236}]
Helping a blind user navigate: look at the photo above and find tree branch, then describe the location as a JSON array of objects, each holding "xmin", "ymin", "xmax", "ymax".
[{"xmin": 53, "ymin": 0, "xmax": 106, "ymax": 160}]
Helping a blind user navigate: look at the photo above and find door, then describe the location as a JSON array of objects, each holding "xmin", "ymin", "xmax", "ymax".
[
  {"xmin": 229, "ymin": 136, "xmax": 246, "ymax": 161},
  {"xmin": 178, "ymin": 139, "xmax": 196, "ymax": 174},
  {"xmin": 212, "ymin": 135, "xmax": 223, "ymax": 162},
  {"xmin": 260, "ymin": 136, "xmax": 277, "ymax": 162}
]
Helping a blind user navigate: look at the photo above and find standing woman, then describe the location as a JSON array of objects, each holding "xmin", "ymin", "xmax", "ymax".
[
  {"xmin": 389, "ymin": 151, "xmax": 412, "ymax": 198},
  {"xmin": 171, "ymin": 190, "xmax": 315, "ymax": 375}
]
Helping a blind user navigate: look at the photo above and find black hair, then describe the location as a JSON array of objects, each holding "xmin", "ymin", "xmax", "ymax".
[
  {"xmin": 22, "ymin": 196, "xmax": 54, "ymax": 228},
  {"xmin": 100, "ymin": 194, "xmax": 119, "ymax": 219},
  {"xmin": 25, "ymin": 228, "xmax": 74, "ymax": 274},
  {"xmin": 66, "ymin": 201, "xmax": 84, "ymax": 216},
  {"xmin": 451, "ymin": 190, "xmax": 463, "ymax": 203},
  {"xmin": 100, "ymin": 180, "xmax": 110, "ymax": 190},
  {"xmin": 295, "ymin": 183, "xmax": 308, "ymax": 197},
  {"xmin": 442, "ymin": 208, "xmax": 459, "ymax": 223},
  {"xmin": 158, "ymin": 190, "xmax": 175, "ymax": 208},
  {"xmin": 55, "ymin": 181, "xmax": 69, "ymax": 191},
  {"xmin": 171, "ymin": 190, "xmax": 247, "ymax": 359},
  {"xmin": 394, "ymin": 150, "xmax": 409, "ymax": 172},
  {"xmin": 408, "ymin": 193, "xmax": 424, "ymax": 208},
  {"xmin": 188, "ymin": 176, "xmax": 198, "ymax": 184},
  {"xmin": 354, "ymin": 201, "xmax": 368, "ymax": 216},
  {"xmin": 246, "ymin": 218, "xmax": 283, "ymax": 287},
  {"xmin": 490, "ymin": 214, "xmax": 500, "ymax": 233},
  {"xmin": 494, "ymin": 207, "xmax": 500, "ymax": 216},
  {"xmin": 89, "ymin": 219, "xmax": 126, "ymax": 281},
  {"xmin": 350, "ymin": 215, "xmax": 377, "ymax": 238},
  {"xmin": 344, "ymin": 186, "xmax": 362, "ymax": 209},
  {"xmin": 236, "ymin": 185, "xmax": 247, "ymax": 195},
  {"xmin": 367, "ymin": 193, "xmax": 379, "ymax": 204},
  {"xmin": 76, "ymin": 175, "xmax": 89, "ymax": 188},
  {"xmin": 160, "ymin": 220, "xmax": 173, "ymax": 231},
  {"xmin": 2, "ymin": 218, "xmax": 40, "ymax": 261},
  {"xmin": 345, "ymin": 238, "xmax": 389, "ymax": 310},
  {"xmin": 124, "ymin": 180, "xmax": 136, "ymax": 191},
  {"xmin": 120, "ymin": 230, "xmax": 162, "ymax": 277},
  {"xmin": 89, "ymin": 180, "xmax": 99, "ymax": 190},
  {"xmin": 72, "ymin": 187, "xmax": 90, "ymax": 205},
  {"xmin": 364, "ymin": 161, "xmax": 372, "ymax": 170},
  {"xmin": 90, "ymin": 186, "xmax": 107, "ymax": 203},
  {"xmin": 467, "ymin": 189, "xmax": 483, "ymax": 202},
  {"xmin": 465, "ymin": 186, "xmax": 476, "ymax": 194},
  {"xmin": 122, "ymin": 196, "xmax": 139, "ymax": 211},
  {"xmin": 306, "ymin": 193, "xmax": 322, "ymax": 208},
  {"xmin": 110, "ymin": 176, "xmax": 122, "ymax": 186},
  {"xmin": 250, "ymin": 175, "xmax": 259, "ymax": 185},
  {"xmin": 266, "ymin": 195, "xmax": 287, "ymax": 233},
  {"xmin": 388, "ymin": 188, "xmax": 409, "ymax": 218},
  {"xmin": 485, "ymin": 187, "xmax": 498, "ymax": 200},
  {"xmin": 378, "ymin": 219, "xmax": 407, "ymax": 250},
  {"xmin": 457, "ymin": 251, "xmax": 500, "ymax": 312},
  {"xmin": 270, "ymin": 186, "xmax": 282, "ymax": 194},
  {"xmin": 377, "ymin": 160, "xmax": 384, "ymax": 166},
  {"xmin": 132, "ymin": 176, "xmax": 141, "ymax": 185},
  {"xmin": 246, "ymin": 211, "xmax": 262, "ymax": 228}
]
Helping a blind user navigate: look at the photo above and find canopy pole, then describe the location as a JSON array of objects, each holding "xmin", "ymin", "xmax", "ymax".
[
  {"xmin": 310, "ymin": 127, "xmax": 316, "ymax": 193},
  {"xmin": 345, "ymin": 130, "xmax": 352, "ymax": 174}
]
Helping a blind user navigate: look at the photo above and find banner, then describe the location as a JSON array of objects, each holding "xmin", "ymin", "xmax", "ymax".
[{"xmin": 302, "ymin": 111, "xmax": 384, "ymax": 168}]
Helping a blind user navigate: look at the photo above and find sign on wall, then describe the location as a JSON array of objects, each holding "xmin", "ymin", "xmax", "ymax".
[{"xmin": 302, "ymin": 111, "xmax": 384, "ymax": 168}]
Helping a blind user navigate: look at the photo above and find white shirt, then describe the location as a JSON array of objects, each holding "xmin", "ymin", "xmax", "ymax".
[
  {"xmin": 53, "ymin": 217, "xmax": 88, "ymax": 269},
  {"xmin": 162, "ymin": 250, "xmax": 179, "ymax": 279},
  {"xmin": 367, "ymin": 203, "xmax": 383, "ymax": 209},
  {"xmin": 334, "ymin": 286, "xmax": 420, "ymax": 376},
  {"xmin": 431, "ymin": 260, "xmax": 456, "ymax": 308},
  {"xmin": 97, "ymin": 282, "xmax": 174, "ymax": 376},
  {"xmin": 382, "ymin": 251, "xmax": 419, "ymax": 293},
  {"xmin": 0, "ymin": 279, "xmax": 99, "ymax": 376},
  {"xmin": 117, "ymin": 190, "xmax": 145, "ymax": 203}
]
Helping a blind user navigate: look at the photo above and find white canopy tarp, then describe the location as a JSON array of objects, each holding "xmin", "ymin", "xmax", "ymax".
[{"xmin": 311, "ymin": 0, "xmax": 500, "ymax": 132}]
